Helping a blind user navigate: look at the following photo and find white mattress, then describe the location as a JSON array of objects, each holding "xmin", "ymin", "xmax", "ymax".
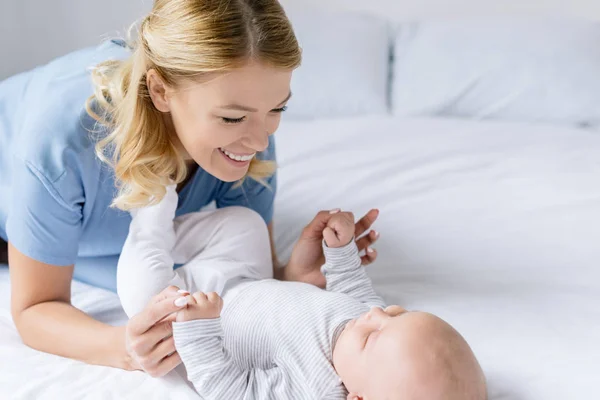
[{"xmin": 2, "ymin": 115, "xmax": 599, "ymax": 399}]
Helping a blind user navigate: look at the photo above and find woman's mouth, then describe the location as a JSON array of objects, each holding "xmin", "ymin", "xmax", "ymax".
[{"xmin": 218, "ymin": 148, "xmax": 256, "ymax": 166}]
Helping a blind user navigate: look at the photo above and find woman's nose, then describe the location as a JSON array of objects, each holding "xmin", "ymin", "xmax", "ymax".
[{"xmin": 244, "ymin": 126, "xmax": 270, "ymax": 152}]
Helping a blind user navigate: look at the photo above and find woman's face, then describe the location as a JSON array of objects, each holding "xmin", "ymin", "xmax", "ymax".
[{"xmin": 148, "ymin": 62, "xmax": 293, "ymax": 182}]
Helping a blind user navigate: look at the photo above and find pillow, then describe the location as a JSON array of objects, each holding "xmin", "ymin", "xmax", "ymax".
[
  {"xmin": 283, "ymin": 6, "xmax": 391, "ymax": 119},
  {"xmin": 391, "ymin": 17, "xmax": 600, "ymax": 127}
]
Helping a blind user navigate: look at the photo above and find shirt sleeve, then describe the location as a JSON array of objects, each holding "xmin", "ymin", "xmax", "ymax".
[
  {"xmin": 321, "ymin": 240, "xmax": 387, "ymax": 309},
  {"xmin": 6, "ymin": 158, "xmax": 83, "ymax": 266},
  {"xmin": 173, "ymin": 318, "xmax": 298, "ymax": 400},
  {"xmin": 216, "ymin": 136, "xmax": 277, "ymax": 224}
]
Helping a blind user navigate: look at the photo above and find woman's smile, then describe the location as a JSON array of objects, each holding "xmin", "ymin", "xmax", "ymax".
[{"xmin": 218, "ymin": 147, "xmax": 256, "ymax": 167}]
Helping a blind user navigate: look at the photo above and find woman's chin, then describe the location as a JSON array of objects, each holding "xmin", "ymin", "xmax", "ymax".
[{"xmin": 211, "ymin": 163, "xmax": 249, "ymax": 183}]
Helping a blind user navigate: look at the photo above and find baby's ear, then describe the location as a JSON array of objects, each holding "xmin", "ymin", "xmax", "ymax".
[{"xmin": 346, "ymin": 393, "xmax": 363, "ymax": 400}]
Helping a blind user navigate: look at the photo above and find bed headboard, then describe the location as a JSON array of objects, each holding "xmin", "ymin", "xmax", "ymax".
[{"xmin": 281, "ymin": 0, "xmax": 600, "ymax": 21}]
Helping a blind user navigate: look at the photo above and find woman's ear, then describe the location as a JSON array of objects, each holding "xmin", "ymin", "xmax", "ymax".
[{"xmin": 146, "ymin": 69, "xmax": 171, "ymax": 112}]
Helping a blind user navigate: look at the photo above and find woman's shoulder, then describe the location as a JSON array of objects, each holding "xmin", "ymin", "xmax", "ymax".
[
  {"xmin": 6, "ymin": 39, "xmax": 130, "ymax": 114},
  {"xmin": 9, "ymin": 40, "xmax": 131, "ymax": 182}
]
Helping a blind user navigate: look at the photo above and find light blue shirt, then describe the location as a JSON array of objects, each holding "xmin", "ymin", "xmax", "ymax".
[{"xmin": 0, "ymin": 40, "xmax": 277, "ymax": 291}]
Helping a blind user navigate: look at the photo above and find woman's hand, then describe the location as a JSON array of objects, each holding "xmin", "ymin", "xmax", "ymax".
[
  {"xmin": 284, "ymin": 209, "xmax": 380, "ymax": 287},
  {"xmin": 123, "ymin": 286, "xmax": 187, "ymax": 377}
]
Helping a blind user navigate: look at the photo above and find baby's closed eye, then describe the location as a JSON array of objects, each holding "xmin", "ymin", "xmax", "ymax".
[{"xmin": 364, "ymin": 329, "xmax": 381, "ymax": 350}]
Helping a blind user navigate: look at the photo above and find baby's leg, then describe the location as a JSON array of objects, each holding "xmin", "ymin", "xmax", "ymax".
[
  {"xmin": 171, "ymin": 206, "xmax": 274, "ymax": 293},
  {"xmin": 117, "ymin": 195, "xmax": 272, "ymax": 317},
  {"xmin": 118, "ymin": 253, "xmax": 188, "ymax": 318},
  {"xmin": 117, "ymin": 185, "xmax": 187, "ymax": 318}
]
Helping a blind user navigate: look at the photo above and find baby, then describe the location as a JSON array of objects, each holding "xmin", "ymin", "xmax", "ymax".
[{"xmin": 118, "ymin": 185, "xmax": 487, "ymax": 400}]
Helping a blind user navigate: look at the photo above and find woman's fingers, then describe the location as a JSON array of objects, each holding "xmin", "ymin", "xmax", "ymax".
[
  {"xmin": 158, "ymin": 285, "xmax": 182, "ymax": 298},
  {"xmin": 360, "ymin": 247, "xmax": 378, "ymax": 266},
  {"xmin": 129, "ymin": 288, "xmax": 187, "ymax": 335},
  {"xmin": 355, "ymin": 230, "xmax": 379, "ymax": 252},
  {"xmin": 301, "ymin": 210, "xmax": 337, "ymax": 240},
  {"xmin": 140, "ymin": 335, "xmax": 177, "ymax": 369},
  {"xmin": 354, "ymin": 209, "xmax": 379, "ymax": 238},
  {"xmin": 303, "ymin": 208, "xmax": 377, "ymax": 242},
  {"xmin": 146, "ymin": 350, "xmax": 182, "ymax": 378},
  {"xmin": 354, "ymin": 210, "xmax": 379, "ymax": 266},
  {"xmin": 129, "ymin": 319, "xmax": 174, "ymax": 356},
  {"xmin": 124, "ymin": 286, "xmax": 187, "ymax": 377}
]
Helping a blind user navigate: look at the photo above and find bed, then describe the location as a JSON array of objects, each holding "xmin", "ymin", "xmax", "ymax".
[
  {"xmin": 2, "ymin": 115, "xmax": 599, "ymax": 399},
  {"xmin": 3, "ymin": 0, "xmax": 600, "ymax": 398}
]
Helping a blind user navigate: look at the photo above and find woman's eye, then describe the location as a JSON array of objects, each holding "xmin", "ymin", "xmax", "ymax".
[
  {"xmin": 222, "ymin": 116, "xmax": 246, "ymax": 124},
  {"xmin": 271, "ymin": 106, "xmax": 288, "ymax": 113}
]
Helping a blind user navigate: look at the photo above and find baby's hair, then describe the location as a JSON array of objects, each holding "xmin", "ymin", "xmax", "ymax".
[
  {"xmin": 422, "ymin": 315, "xmax": 488, "ymax": 400},
  {"xmin": 387, "ymin": 313, "xmax": 488, "ymax": 400}
]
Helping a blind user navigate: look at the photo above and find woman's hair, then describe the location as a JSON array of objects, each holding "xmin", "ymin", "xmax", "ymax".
[{"xmin": 86, "ymin": 0, "xmax": 301, "ymax": 210}]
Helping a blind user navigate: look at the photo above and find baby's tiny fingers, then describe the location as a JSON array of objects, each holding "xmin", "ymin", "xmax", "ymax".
[
  {"xmin": 323, "ymin": 226, "xmax": 339, "ymax": 247},
  {"xmin": 193, "ymin": 292, "xmax": 208, "ymax": 303},
  {"xmin": 207, "ymin": 292, "xmax": 221, "ymax": 303},
  {"xmin": 343, "ymin": 211, "xmax": 355, "ymax": 222}
]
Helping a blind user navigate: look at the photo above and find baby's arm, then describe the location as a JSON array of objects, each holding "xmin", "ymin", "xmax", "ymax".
[
  {"xmin": 117, "ymin": 184, "xmax": 184, "ymax": 317},
  {"xmin": 173, "ymin": 319, "xmax": 296, "ymax": 400},
  {"xmin": 322, "ymin": 240, "xmax": 387, "ymax": 309},
  {"xmin": 173, "ymin": 292, "xmax": 298, "ymax": 400}
]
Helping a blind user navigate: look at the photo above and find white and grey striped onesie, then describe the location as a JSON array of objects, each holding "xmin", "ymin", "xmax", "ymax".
[{"xmin": 117, "ymin": 185, "xmax": 386, "ymax": 400}]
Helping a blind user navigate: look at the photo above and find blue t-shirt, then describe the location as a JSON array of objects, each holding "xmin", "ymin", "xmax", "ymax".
[{"xmin": 0, "ymin": 40, "xmax": 277, "ymax": 291}]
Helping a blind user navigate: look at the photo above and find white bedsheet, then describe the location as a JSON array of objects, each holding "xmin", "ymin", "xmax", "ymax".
[{"xmin": 2, "ymin": 115, "xmax": 599, "ymax": 399}]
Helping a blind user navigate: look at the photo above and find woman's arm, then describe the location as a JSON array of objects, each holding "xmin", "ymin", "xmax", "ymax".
[
  {"xmin": 9, "ymin": 243, "xmax": 131, "ymax": 369},
  {"xmin": 9, "ymin": 243, "xmax": 186, "ymax": 375}
]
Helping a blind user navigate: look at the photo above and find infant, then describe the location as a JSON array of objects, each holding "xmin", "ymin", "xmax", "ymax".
[{"xmin": 118, "ymin": 185, "xmax": 487, "ymax": 400}]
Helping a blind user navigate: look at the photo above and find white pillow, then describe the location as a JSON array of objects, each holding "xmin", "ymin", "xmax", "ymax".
[
  {"xmin": 391, "ymin": 17, "xmax": 600, "ymax": 127},
  {"xmin": 283, "ymin": 7, "xmax": 391, "ymax": 119}
]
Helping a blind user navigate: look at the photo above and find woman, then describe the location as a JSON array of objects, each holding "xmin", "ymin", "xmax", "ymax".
[{"xmin": 0, "ymin": 0, "xmax": 379, "ymax": 377}]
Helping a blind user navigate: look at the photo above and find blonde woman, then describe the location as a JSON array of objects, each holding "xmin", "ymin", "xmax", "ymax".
[{"xmin": 0, "ymin": 0, "xmax": 379, "ymax": 377}]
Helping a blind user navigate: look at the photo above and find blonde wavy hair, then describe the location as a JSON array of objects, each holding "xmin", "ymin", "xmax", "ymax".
[{"xmin": 86, "ymin": 0, "xmax": 301, "ymax": 210}]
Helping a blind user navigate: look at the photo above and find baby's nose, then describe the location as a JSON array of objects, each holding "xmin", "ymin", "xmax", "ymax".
[
  {"xmin": 384, "ymin": 305, "xmax": 407, "ymax": 317},
  {"xmin": 369, "ymin": 307, "xmax": 388, "ymax": 320}
]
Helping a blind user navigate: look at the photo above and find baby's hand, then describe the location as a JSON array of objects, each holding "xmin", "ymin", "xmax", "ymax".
[
  {"xmin": 176, "ymin": 291, "xmax": 223, "ymax": 323},
  {"xmin": 323, "ymin": 211, "xmax": 355, "ymax": 248}
]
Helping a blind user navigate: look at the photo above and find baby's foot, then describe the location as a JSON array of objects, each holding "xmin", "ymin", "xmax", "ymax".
[{"xmin": 176, "ymin": 291, "xmax": 224, "ymax": 323}]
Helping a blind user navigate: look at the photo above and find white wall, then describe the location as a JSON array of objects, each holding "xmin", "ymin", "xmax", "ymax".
[
  {"xmin": 2, "ymin": 0, "xmax": 599, "ymax": 80},
  {"xmin": 0, "ymin": 0, "xmax": 151, "ymax": 79},
  {"xmin": 281, "ymin": 0, "xmax": 600, "ymax": 21}
]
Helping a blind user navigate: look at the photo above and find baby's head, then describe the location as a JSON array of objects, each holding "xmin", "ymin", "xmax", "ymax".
[{"xmin": 333, "ymin": 306, "xmax": 487, "ymax": 400}]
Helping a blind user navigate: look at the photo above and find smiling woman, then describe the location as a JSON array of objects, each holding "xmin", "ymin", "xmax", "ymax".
[
  {"xmin": 133, "ymin": 61, "xmax": 294, "ymax": 185},
  {"xmin": 1, "ymin": 0, "xmax": 380, "ymax": 382},
  {"xmin": 1, "ymin": 0, "xmax": 302, "ymax": 377},
  {"xmin": 89, "ymin": 1, "xmax": 301, "ymax": 210}
]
